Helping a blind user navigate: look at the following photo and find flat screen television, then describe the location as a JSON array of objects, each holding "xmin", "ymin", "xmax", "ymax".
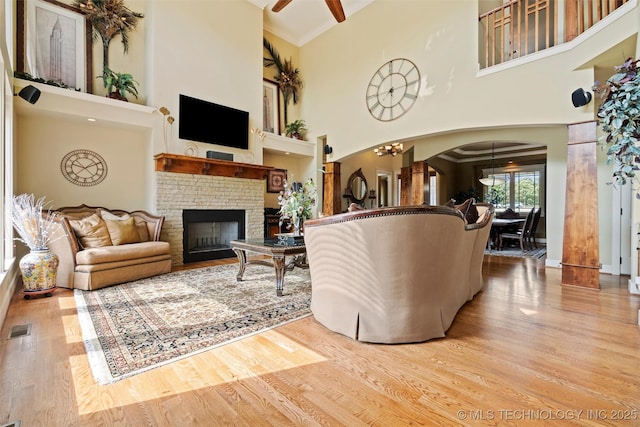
[{"xmin": 178, "ymin": 94, "xmax": 249, "ymax": 149}]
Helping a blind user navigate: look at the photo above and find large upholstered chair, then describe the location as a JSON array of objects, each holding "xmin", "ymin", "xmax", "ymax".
[{"xmin": 303, "ymin": 203, "xmax": 494, "ymax": 344}]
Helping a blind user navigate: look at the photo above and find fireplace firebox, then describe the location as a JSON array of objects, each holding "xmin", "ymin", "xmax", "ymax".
[{"xmin": 183, "ymin": 209, "xmax": 245, "ymax": 263}]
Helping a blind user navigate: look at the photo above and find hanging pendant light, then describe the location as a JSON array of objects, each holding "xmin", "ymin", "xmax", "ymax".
[{"xmin": 479, "ymin": 142, "xmax": 506, "ymax": 186}]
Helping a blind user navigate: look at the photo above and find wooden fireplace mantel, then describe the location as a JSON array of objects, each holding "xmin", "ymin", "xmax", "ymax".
[{"xmin": 154, "ymin": 153, "xmax": 274, "ymax": 180}]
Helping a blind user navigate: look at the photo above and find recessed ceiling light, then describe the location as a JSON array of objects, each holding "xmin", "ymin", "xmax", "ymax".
[
  {"xmin": 285, "ymin": 152, "xmax": 290, "ymax": 155},
  {"xmin": 87, "ymin": 118, "xmax": 96, "ymax": 122}
]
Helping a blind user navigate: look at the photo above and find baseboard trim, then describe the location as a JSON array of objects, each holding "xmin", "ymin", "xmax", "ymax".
[
  {"xmin": 545, "ymin": 258, "xmax": 562, "ymax": 268},
  {"xmin": 0, "ymin": 260, "xmax": 20, "ymax": 331}
]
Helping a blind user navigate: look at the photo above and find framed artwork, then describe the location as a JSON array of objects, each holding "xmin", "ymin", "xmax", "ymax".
[
  {"xmin": 17, "ymin": 0, "xmax": 93, "ymax": 93},
  {"xmin": 267, "ymin": 169, "xmax": 287, "ymax": 193},
  {"xmin": 262, "ymin": 79, "xmax": 280, "ymax": 135}
]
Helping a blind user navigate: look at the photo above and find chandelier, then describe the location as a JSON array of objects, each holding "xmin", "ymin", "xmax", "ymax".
[
  {"xmin": 374, "ymin": 143, "xmax": 403, "ymax": 157},
  {"xmin": 478, "ymin": 142, "xmax": 506, "ymax": 186}
]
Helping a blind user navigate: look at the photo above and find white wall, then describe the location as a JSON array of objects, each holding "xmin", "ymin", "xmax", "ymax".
[
  {"xmin": 299, "ymin": 0, "xmax": 596, "ymax": 159},
  {"xmin": 145, "ymin": 0, "xmax": 264, "ymax": 164},
  {"xmin": 16, "ymin": 115, "xmax": 149, "ymax": 210}
]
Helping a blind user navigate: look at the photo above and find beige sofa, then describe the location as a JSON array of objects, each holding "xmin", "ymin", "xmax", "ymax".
[
  {"xmin": 48, "ymin": 205, "xmax": 172, "ymax": 290},
  {"xmin": 303, "ymin": 202, "xmax": 494, "ymax": 344}
]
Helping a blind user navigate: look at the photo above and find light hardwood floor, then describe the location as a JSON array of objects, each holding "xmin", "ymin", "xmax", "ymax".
[{"xmin": 1, "ymin": 256, "xmax": 639, "ymax": 426}]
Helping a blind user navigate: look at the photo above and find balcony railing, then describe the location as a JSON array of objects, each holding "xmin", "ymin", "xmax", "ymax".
[{"xmin": 479, "ymin": 0, "xmax": 629, "ymax": 69}]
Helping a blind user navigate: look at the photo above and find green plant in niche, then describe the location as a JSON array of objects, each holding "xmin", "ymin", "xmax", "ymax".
[
  {"xmin": 98, "ymin": 68, "xmax": 139, "ymax": 101},
  {"xmin": 593, "ymin": 57, "xmax": 640, "ymax": 193},
  {"xmin": 284, "ymin": 120, "xmax": 307, "ymax": 140}
]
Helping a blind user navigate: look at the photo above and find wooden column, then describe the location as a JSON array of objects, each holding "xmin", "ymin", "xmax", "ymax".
[
  {"xmin": 562, "ymin": 121, "xmax": 600, "ymax": 289},
  {"xmin": 322, "ymin": 162, "xmax": 342, "ymax": 215},
  {"xmin": 411, "ymin": 161, "xmax": 428, "ymax": 205},
  {"xmin": 400, "ymin": 167, "xmax": 412, "ymax": 206}
]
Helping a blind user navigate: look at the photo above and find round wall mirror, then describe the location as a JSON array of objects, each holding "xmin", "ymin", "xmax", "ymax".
[{"xmin": 345, "ymin": 168, "xmax": 368, "ymax": 206}]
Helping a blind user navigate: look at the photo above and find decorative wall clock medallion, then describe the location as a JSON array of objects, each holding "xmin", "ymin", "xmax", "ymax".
[
  {"xmin": 366, "ymin": 58, "xmax": 421, "ymax": 121},
  {"xmin": 184, "ymin": 142, "xmax": 199, "ymax": 157},
  {"xmin": 60, "ymin": 149, "xmax": 108, "ymax": 186}
]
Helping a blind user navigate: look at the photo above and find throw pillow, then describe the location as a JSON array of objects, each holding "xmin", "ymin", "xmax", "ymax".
[
  {"xmin": 68, "ymin": 214, "xmax": 113, "ymax": 248},
  {"xmin": 99, "ymin": 208, "xmax": 150, "ymax": 241},
  {"xmin": 463, "ymin": 201, "xmax": 479, "ymax": 224},
  {"xmin": 104, "ymin": 217, "xmax": 141, "ymax": 245},
  {"xmin": 134, "ymin": 218, "xmax": 151, "ymax": 242},
  {"xmin": 444, "ymin": 198, "xmax": 479, "ymax": 224},
  {"xmin": 98, "ymin": 208, "xmax": 130, "ymax": 221}
]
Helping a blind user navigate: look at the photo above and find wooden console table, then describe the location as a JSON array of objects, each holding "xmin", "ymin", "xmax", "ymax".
[{"xmin": 154, "ymin": 153, "xmax": 273, "ymax": 179}]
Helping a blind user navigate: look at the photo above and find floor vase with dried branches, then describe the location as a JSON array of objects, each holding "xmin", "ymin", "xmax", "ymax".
[
  {"xmin": 19, "ymin": 250, "xmax": 59, "ymax": 296},
  {"xmin": 10, "ymin": 194, "xmax": 60, "ymax": 297}
]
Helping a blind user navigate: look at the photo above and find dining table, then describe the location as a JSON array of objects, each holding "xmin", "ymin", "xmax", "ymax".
[{"xmin": 488, "ymin": 218, "xmax": 526, "ymax": 250}]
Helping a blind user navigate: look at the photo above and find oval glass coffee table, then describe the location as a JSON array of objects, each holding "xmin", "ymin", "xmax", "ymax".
[{"xmin": 230, "ymin": 236, "xmax": 307, "ymax": 296}]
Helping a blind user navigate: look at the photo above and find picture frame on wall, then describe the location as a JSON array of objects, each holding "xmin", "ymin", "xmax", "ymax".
[
  {"xmin": 267, "ymin": 169, "xmax": 287, "ymax": 193},
  {"xmin": 16, "ymin": 0, "xmax": 93, "ymax": 93},
  {"xmin": 262, "ymin": 79, "xmax": 280, "ymax": 135}
]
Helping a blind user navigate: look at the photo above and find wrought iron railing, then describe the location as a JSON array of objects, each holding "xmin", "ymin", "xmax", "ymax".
[{"xmin": 479, "ymin": 0, "xmax": 629, "ymax": 69}]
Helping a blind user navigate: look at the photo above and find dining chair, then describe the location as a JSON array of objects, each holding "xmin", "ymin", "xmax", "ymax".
[
  {"xmin": 498, "ymin": 208, "xmax": 535, "ymax": 251},
  {"xmin": 527, "ymin": 208, "xmax": 542, "ymax": 248}
]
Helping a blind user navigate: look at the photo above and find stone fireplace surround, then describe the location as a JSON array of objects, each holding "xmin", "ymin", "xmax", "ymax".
[{"xmin": 153, "ymin": 154, "xmax": 272, "ymax": 265}]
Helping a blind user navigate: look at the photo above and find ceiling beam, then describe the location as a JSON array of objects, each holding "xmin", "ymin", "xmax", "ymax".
[{"xmin": 325, "ymin": 0, "xmax": 346, "ymax": 23}]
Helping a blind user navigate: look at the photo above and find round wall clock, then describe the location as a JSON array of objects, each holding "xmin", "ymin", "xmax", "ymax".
[
  {"xmin": 366, "ymin": 58, "xmax": 421, "ymax": 121},
  {"xmin": 60, "ymin": 149, "xmax": 108, "ymax": 186}
]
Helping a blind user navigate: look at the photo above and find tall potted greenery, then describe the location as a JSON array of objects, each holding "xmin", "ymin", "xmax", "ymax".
[
  {"xmin": 263, "ymin": 38, "xmax": 303, "ymax": 125},
  {"xmin": 72, "ymin": 0, "xmax": 144, "ymax": 79},
  {"xmin": 593, "ymin": 57, "xmax": 640, "ymax": 190}
]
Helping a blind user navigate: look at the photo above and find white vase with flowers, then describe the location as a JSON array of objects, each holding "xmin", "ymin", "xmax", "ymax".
[{"xmin": 277, "ymin": 178, "xmax": 317, "ymax": 236}]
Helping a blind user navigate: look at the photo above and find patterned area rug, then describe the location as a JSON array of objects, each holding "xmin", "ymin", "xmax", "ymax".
[
  {"xmin": 74, "ymin": 263, "xmax": 311, "ymax": 384},
  {"xmin": 485, "ymin": 245, "xmax": 547, "ymax": 259}
]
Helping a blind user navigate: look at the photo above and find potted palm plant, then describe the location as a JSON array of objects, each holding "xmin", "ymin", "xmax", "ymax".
[
  {"xmin": 72, "ymin": 0, "xmax": 144, "ymax": 79},
  {"xmin": 263, "ymin": 37, "xmax": 303, "ymax": 125},
  {"xmin": 10, "ymin": 194, "xmax": 61, "ymax": 297},
  {"xmin": 284, "ymin": 120, "xmax": 307, "ymax": 140},
  {"xmin": 98, "ymin": 68, "xmax": 139, "ymax": 101}
]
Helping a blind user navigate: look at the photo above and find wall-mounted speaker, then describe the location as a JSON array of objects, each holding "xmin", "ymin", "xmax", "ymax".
[
  {"xmin": 17, "ymin": 85, "xmax": 41, "ymax": 104},
  {"xmin": 324, "ymin": 145, "xmax": 333, "ymax": 155},
  {"xmin": 571, "ymin": 88, "xmax": 592, "ymax": 108}
]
